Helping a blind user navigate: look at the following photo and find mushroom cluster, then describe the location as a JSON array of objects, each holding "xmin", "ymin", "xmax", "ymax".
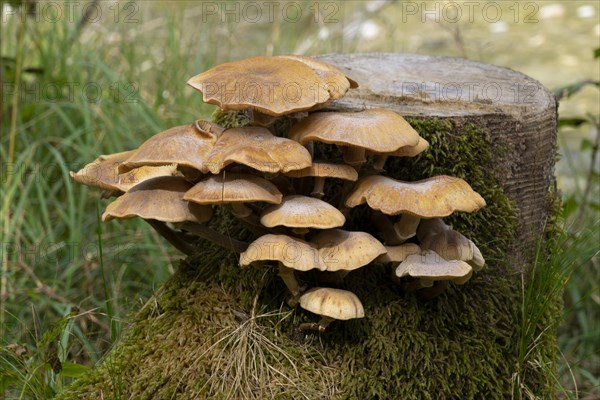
[{"xmin": 71, "ymin": 55, "xmax": 486, "ymax": 332}]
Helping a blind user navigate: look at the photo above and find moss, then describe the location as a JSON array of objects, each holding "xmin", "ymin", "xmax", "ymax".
[{"xmin": 57, "ymin": 118, "xmax": 560, "ymax": 400}]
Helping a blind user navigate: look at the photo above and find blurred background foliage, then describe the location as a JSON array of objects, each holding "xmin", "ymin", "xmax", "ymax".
[{"xmin": 0, "ymin": 0, "xmax": 598, "ymax": 398}]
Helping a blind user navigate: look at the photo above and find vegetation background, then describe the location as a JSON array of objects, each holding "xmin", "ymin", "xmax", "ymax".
[{"xmin": 1, "ymin": 0, "xmax": 598, "ymax": 398}]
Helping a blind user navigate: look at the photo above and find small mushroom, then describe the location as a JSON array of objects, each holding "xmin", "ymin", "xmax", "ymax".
[
  {"xmin": 260, "ymin": 195, "xmax": 345, "ymax": 235},
  {"xmin": 102, "ymin": 176, "xmax": 212, "ymax": 223},
  {"xmin": 345, "ymin": 175, "xmax": 486, "ymax": 244},
  {"xmin": 298, "ymin": 287, "xmax": 364, "ymax": 332},
  {"xmin": 183, "ymin": 172, "xmax": 282, "ymax": 228},
  {"xmin": 395, "ymin": 250, "xmax": 473, "ymax": 292},
  {"xmin": 284, "ymin": 161, "xmax": 358, "ymax": 199},
  {"xmin": 289, "ymin": 108, "xmax": 420, "ymax": 168},
  {"xmin": 204, "ymin": 127, "xmax": 312, "ymax": 175},
  {"xmin": 417, "ymin": 218, "xmax": 485, "ymax": 271}
]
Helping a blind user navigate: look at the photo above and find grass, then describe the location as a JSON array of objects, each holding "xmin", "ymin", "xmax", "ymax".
[{"xmin": 1, "ymin": 1, "xmax": 598, "ymax": 398}]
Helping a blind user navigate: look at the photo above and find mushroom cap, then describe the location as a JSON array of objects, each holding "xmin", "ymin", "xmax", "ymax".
[
  {"xmin": 375, "ymin": 243, "xmax": 421, "ymax": 263},
  {"xmin": 239, "ymin": 234, "xmax": 318, "ymax": 271},
  {"xmin": 288, "ymin": 108, "xmax": 420, "ymax": 153},
  {"xmin": 70, "ymin": 150, "xmax": 134, "ymax": 191},
  {"xmin": 417, "ymin": 218, "xmax": 485, "ymax": 271},
  {"xmin": 279, "ymin": 55, "xmax": 358, "ymax": 100},
  {"xmin": 102, "ymin": 176, "xmax": 212, "ymax": 223},
  {"xmin": 395, "ymin": 250, "xmax": 473, "ymax": 284},
  {"xmin": 260, "ymin": 195, "xmax": 345, "ymax": 230},
  {"xmin": 284, "ymin": 161, "xmax": 358, "ymax": 181},
  {"xmin": 187, "ymin": 56, "xmax": 331, "ymax": 116},
  {"xmin": 183, "ymin": 172, "xmax": 282, "ymax": 205},
  {"xmin": 240, "ymin": 229, "xmax": 384, "ymax": 272},
  {"xmin": 119, "ymin": 121, "xmax": 223, "ymax": 174},
  {"xmin": 116, "ymin": 164, "xmax": 180, "ymax": 192},
  {"xmin": 311, "ymin": 229, "xmax": 386, "ymax": 272},
  {"xmin": 370, "ymin": 136, "xmax": 430, "ymax": 158},
  {"xmin": 299, "ymin": 287, "xmax": 364, "ymax": 321},
  {"xmin": 345, "ymin": 175, "xmax": 486, "ymax": 217},
  {"xmin": 205, "ymin": 127, "xmax": 312, "ymax": 174}
]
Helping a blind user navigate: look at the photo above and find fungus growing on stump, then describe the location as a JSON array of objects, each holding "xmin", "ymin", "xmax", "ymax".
[{"xmin": 71, "ymin": 54, "xmax": 488, "ymax": 334}]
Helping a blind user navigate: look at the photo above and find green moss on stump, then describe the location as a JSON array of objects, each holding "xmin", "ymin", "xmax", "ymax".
[{"xmin": 57, "ymin": 118, "xmax": 560, "ymax": 400}]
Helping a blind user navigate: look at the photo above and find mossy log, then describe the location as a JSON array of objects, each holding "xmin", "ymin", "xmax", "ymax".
[{"xmin": 57, "ymin": 53, "xmax": 559, "ymax": 399}]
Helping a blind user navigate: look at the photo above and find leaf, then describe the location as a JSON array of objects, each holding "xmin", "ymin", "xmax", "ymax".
[
  {"xmin": 595, "ymin": 48, "xmax": 600, "ymax": 59},
  {"xmin": 558, "ymin": 118, "xmax": 588, "ymax": 128},
  {"xmin": 553, "ymin": 80, "xmax": 600, "ymax": 100},
  {"xmin": 561, "ymin": 195, "xmax": 578, "ymax": 219},
  {"xmin": 59, "ymin": 362, "xmax": 90, "ymax": 378},
  {"xmin": 580, "ymin": 138, "xmax": 595, "ymax": 151}
]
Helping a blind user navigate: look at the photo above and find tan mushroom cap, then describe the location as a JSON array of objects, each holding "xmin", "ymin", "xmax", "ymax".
[
  {"xmin": 375, "ymin": 243, "xmax": 421, "ymax": 263},
  {"xmin": 311, "ymin": 229, "xmax": 386, "ymax": 272},
  {"xmin": 418, "ymin": 219, "xmax": 485, "ymax": 271},
  {"xmin": 119, "ymin": 120, "xmax": 223, "ymax": 174},
  {"xmin": 260, "ymin": 195, "xmax": 345, "ymax": 230},
  {"xmin": 70, "ymin": 150, "xmax": 134, "ymax": 191},
  {"xmin": 239, "ymin": 234, "xmax": 317, "ymax": 271},
  {"xmin": 205, "ymin": 127, "xmax": 312, "ymax": 174},
  {"xmin": 288, "ymin": 108, "xmax": 420, "ymax": 153},
  {"xmin": 240, "ymin": 229, "xmax": 384, "ymax": 272},
  {"xmin": 369, "ymin": 136, "xmax": 430, "ymax": 158},
  {"xmin": 102, "ymin": 176, "xmax": 212, "ymax": 223},
  {"xmin": 187, "ymin": 56, "xmax": 330, "ymax": 116},
  {"xmin": 279, "ymin": 55, "xmax": 358, "ymax": 100},
  {"xmin": 345, "ymin": 175, "xmax": 486, "ymax": 218},
  {"xmin": 395, "ymin": 250, "xmax": 473, "ymax": 284},
  {"xmin": 299, "ymin": 287, "xmax": 364, "ymax": 321},
  {"xmin": 183, "ymin": 173, "xmax": 282, "ymax": 205},
  {"xmin": 284, "ymin": 161, "xmax": 358, "ymax": 181}
]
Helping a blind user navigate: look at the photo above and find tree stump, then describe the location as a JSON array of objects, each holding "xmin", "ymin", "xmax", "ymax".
[{"xmin": 57, "ymin": 53, "xmax": 559, "ymax": 400}]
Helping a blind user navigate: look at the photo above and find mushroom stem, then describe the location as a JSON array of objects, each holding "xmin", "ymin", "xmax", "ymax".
[
  {"xmin": 310, "ymin": 177, "xmax": 326, "ymax": 199},
  {"xmin": 419, "ymin": 281, "xmax": 450, "ymax": 300},
  {"xmin": 372, "ymin": 154, "xmax": 389, "ymax": 172},
  {"xmin": 402, "ymin": 278, "xmax": 434, "ymax": 292},
  {"xmin": 370, "ymin": 212, "xmax": 404, "ymax": 245},
  {"xmin": 298, "ymin": 316, "xmax": 334, "ymax": 332},
  {"xmin": 393, "ymin": 215, "xmax": 421, "ymax": 243},
  {"xmin": 231, "ymin": 203, "xmax": 252, "ymax": 218},
  {"xmin": 176, "ymin": 221, "xmax": 249, "ymax": 253},
  {"xmin": 145, "ymin": 219, "xmax": 195, "ymax": 256},
  {"xmin": 342, "ymin": 146, "xmax": 366, "ymax": 169},
  {"xmin": 278, "ymin": 263, "xmax": 303, "ymax": 306}
]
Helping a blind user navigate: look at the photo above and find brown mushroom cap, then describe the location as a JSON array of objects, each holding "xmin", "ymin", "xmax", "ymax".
[
  {"xmin": 345, "ymin": 175, "xmax": 486, "ymax": 217},
  {"xmin": 284, "ymin": 161, "xmax": 358, "ymax": 181},
  {"xmin": 395, "ymin": 250, "xmax": 473, "ymax": 284},
  {"xmin": 370, "ymin": 136, "xmax": 430, "ymax": 158},
  {"xmin": 183, "ymin": 173, "xmax": 282, "ymax": 205},
  {"xmin": 288, "ymin": 108, "xmax": 420, "ymax": 153},
  {"xmin": 279, "ymin": 55, "xmax": 358, "ymax": 100},
  {"xmin": 205, "ymin": 127, "xmax": 312, "ymax": 174},
  {"xmin": 375, "ymin": 243, "xmax": 421, "ymax": 263},
  {"xmin": 260, "ymin": 195, "xmax": 345, "ymax": 230},
  {"xmin": 418, "ymin": 218, "xmax": 485, "ymax": 271},
  {"xmin": 299, "ymin": 287, "xmax": 364, "ymax": 321},
  {"xmin": 187, "ymin": 56, "xmax": 330, "ymax": 116},
  {"xmin": 119, "ymin": 121, "xmax": 223, "ymax": 174},
  {"xmin": 70, "ymin": 150, "xmax": 134, "ymax": 192},
  {"xmin": 240, "ymin": 229, "xmax": 384, "ymax": 273},
  {"xmin": 102, "ymin": 176, "xmax": 212, "ymax": 223},
  {"xmin": 239, "ymin": 234, "xmax": 317, "ymax": 271},
  {"xmin": 311, "ymin": 229, "xmax": 386, "ymax": 272}
]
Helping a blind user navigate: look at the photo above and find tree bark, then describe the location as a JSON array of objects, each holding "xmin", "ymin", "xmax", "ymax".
[{"xmin": 57, "ymin": 53, "xmax": 559, "ymax": 400}]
